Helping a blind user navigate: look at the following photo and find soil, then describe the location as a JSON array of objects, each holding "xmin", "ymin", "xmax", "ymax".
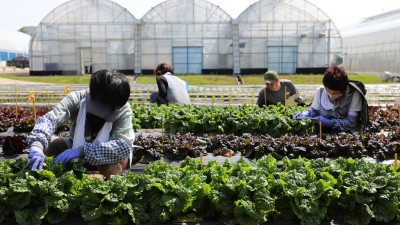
[{"xmin": 0, "ymin": 77, "xmax": 53, "ymax": 85}]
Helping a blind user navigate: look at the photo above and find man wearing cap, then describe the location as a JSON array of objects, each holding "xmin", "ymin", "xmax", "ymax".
[
  {"xmin": 25, "ymin": 70, "xmax": 135, "ymax": 179},
  {"xmin": 256, "ymin": 70, "xmax": 303, "ymax": 107}
]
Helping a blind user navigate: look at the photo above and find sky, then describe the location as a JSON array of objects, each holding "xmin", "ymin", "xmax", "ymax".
[{"xmin": 1, "ymin": 0, "xmax": 399, "ymax": 31}]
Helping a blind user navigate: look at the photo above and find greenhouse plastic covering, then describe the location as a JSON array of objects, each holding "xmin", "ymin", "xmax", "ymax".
[
  {"xmin": 0, "ymin": 30, "xmax": 30, "ymax": 52},
  {"xmin": 140, "ymin": 0, "xmax": 233, "ymax": 73},
  {"xmin": 0, "ymin": 30, "xmax": 30, "ymax": 62},
  {"xmin": 29, "ymin": 0, "xmax": 343, "ymax": 75},
  {"xmin": 237, "ymin": 0, "xmax": 342, "ymax": 73},
  {"xmin": 30, "ymin": 0, "xmax": 136, "ymax": 74},
  {"xmin": 341, "ymin": 9, "xmax": 400, "ymax": 74}
]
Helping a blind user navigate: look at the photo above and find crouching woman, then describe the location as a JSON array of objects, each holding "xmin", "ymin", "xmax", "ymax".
[
  {"xmin": 25, "ymin": 70, "xmax": 135, "ymax": 179},
  {"xmin": 294, "ymin": 66, "xmax": 367, "ymax": 133}
]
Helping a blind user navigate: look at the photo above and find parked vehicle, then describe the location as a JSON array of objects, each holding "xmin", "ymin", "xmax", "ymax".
[{"xmin": 6, "ymin": 56, "xmax": 29, "ymax": 68}]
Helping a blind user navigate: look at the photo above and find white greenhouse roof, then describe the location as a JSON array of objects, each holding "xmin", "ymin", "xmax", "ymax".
[
  {"xmin": 0, "ymin": 30, "xmax": 30, "ymax": 53},
  {"xmin": 238, "ymin": 0, "xmax": 334, "ymax": 23},
  {"xmin": 142, "ymin": 0, "xmax": 232, "ymax": 23},
  {"xmin": 341, "ymin": 8, "xmax": 400, "ymax": 37},
  {"xmin": 41, "ymin": 0, "xmax": 136, "ymax": 24}
]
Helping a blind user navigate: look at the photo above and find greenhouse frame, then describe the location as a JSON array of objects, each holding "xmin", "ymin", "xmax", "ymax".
[
  {"xmin": 341, "ymin": 9, "xmax": 400, "ymax": 75},
  {"xmin": 30, "ymin": 0, "xmax": 137, "ymax": 75},
  {"xmin": 236, "ymin": 0, "xmax": 342, "ymax": 74},
  {"xmin": 29, "ymin": 0, "xmax": 343, "ymax": 75}
]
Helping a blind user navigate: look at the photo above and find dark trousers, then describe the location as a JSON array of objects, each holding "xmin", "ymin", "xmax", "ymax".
[{"xmin": 150, "ymin": 92, "xmax": 168, "ymax": 105}]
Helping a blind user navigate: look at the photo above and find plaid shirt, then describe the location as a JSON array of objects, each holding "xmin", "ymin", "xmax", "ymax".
[
  {"xmin": 27, "ymin": 90, "xmax": 135, "ymax": 166},
  {"xmin": 28, "ymin": 114, "xmax": 56, "ymax": 150}
]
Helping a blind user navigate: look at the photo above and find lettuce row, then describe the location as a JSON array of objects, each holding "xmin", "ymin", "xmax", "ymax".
[
  {"xmin": 0, "ymin": 156, "xmax": 399, "ymax": 225},
  {"xmin": 131, "ymin": 103, "xmax": 314, "ymax": 136}
]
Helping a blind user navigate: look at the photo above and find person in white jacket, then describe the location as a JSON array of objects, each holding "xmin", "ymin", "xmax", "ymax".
[{"xmin": 150, "ymin": 63, "xmax": 191, "ymax": 105}]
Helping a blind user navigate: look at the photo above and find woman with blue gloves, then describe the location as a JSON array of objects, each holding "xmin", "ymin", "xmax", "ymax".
[
  {"xmin": 25, "ymin": 70, "xmax": 135, "ymax": 179},
  {"xmin": 293, "ymin": 66, "xmax": 365, "ymax": 133}
]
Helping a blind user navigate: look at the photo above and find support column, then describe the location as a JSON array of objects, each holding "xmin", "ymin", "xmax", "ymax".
[
  {"xmin": 134, "ymin": 19, "xmax": 142, "ymax": 76},
  {"xmin": 232, "ymin": 19, "xmax": 243, "ymax": 84}
]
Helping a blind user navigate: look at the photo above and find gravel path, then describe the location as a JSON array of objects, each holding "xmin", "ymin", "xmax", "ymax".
[{"xmin": 0, "ymin": 77, "xmax": 52, "ymax": 85}]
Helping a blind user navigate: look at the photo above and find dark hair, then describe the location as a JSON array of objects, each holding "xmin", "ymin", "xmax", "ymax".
[
  {"xmin": 323, "ymin": 66, "xmax": 349, "ymax": 93},
  {"xmin": 154, "ymin": 63, "xmax": 174, "ymax": 76},
  {"xmin": 89, "ymin": 70, "xmax": 131, "ymax": 109}
]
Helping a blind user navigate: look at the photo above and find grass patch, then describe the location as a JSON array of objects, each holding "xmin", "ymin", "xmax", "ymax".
[
  {"xmin": 0, "ymin": 74, "xmax": 91, "ymax": 84},
  {"xmin": 0, "ymin": 73, "xmax": 384, "ymax": 85},
  {"xmin": 136, "ymin": 75, "xmax": 240, "ymax": 85},
  {"xmin": 347, "ymin": 74, "xmax": 383, "ymax": 84}
]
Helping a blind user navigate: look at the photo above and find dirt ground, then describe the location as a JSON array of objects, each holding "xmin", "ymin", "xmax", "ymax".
[
  {"xmin": 0, "ymin": 77, "xmax": 52, "ymax": 85},
  {"xmin": 0, "ymin": 66, "xmax": 52, "ymax": 85}
]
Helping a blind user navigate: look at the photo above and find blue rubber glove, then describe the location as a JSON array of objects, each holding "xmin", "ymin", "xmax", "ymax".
[
  {"xmin": 25, "ymin": 146, "xmax": 45, "ymax": 171},
  {"xmin": 293, "ymin": 110, "xmax": 310, "ymax": 119},
  {"xmin": 313, "ymin": 116, "xmax": 335, "ymax": 127},
  {"xmin": 54, "ymin": 148, "xmax": 82, "ymax": 164}
]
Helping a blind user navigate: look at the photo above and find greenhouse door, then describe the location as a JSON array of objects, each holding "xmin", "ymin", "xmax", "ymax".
[
  {"xmin": 172, "ymin": 47, "xmax": 202, "ymax": 74},
  {"xmin": 267, "ymin": 46, "xmax": 297, "ymax": 74},
  {"xmin": 80, "ymin": 48, "xmax": 92, "ymax": 75}
]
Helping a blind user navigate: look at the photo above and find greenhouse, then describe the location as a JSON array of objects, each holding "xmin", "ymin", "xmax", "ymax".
[
  {"xmin": 0, "ymin": 30, "xmax": 30, "ymax": 66},
  {"xmin": 29, "ymin": 0, "xmax": 137, "ymax": 75},
  {"xmin": 237, "ymin": 0, "xmax": 342, "ymax": 74},
  {"xmin": 341, "ymin": 9, "xmax": 400, "ymax": 75},
  {"xmin": 140, "ymin": 0, "xmax": 233, "ymax": 75},
  {"xmin": 29, "ymin": 0, "xmax": 343, "ymax": 75}
]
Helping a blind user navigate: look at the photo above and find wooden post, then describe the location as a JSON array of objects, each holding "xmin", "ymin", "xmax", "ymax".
[
  {"xmin": 46, "ymin": 90, "xmax": 50, "ymax": 111},
  {"xmin": 360, "ymin": 129, "xmax": 364, "ymax": 142},
  {"xmin": 200, "ymin": 152, "xmax": 203, "ymax": 169},
  {"xmin": 161, "ymin": 117, "xmax": 165, "ymax": 145},
  {"xmin": 284, "ymin": 86, "xmax": 287, "ymax": 107},
  {"xmin": 264, "ymin": 87, "xmax": 267, "ymax": 106},
  {"xmin": 15, "ymin": 87, "xmax": 18, "ymax": 119},
  {"xmin": 319, "ymin": 121, "xmax": 322, "ymax": 140}
]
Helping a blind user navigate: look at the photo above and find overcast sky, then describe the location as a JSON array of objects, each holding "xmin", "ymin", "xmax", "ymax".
[{"xmin": 1, "ymin": 0, "xmax": 399, "ymax": 31}]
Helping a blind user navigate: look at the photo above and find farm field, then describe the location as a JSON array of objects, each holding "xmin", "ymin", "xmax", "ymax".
[
  {"xmin": 0, "ymin": 73, "xmax": 400, "ymax": 225},
  {"xmin": 0, "ymin": 83, "xmax": 400, "ymax": 107},
  {"xmin": 0, "ymin": 72, "xmax": 386, "ymax": 85},
  {"xmin": 1, "ymin": 102, "xmax": 400, "ymax": 225}
]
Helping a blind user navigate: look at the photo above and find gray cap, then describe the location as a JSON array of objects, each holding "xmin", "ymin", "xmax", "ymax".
[{"xmin": 86, "ymin": 94, "xmax": 115, "ymax": 121}]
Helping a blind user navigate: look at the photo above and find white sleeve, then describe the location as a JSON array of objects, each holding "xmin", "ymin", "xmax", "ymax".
[{"xmin": 311, "ymin": 87, "xmax": 324, "ymax": 110}]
